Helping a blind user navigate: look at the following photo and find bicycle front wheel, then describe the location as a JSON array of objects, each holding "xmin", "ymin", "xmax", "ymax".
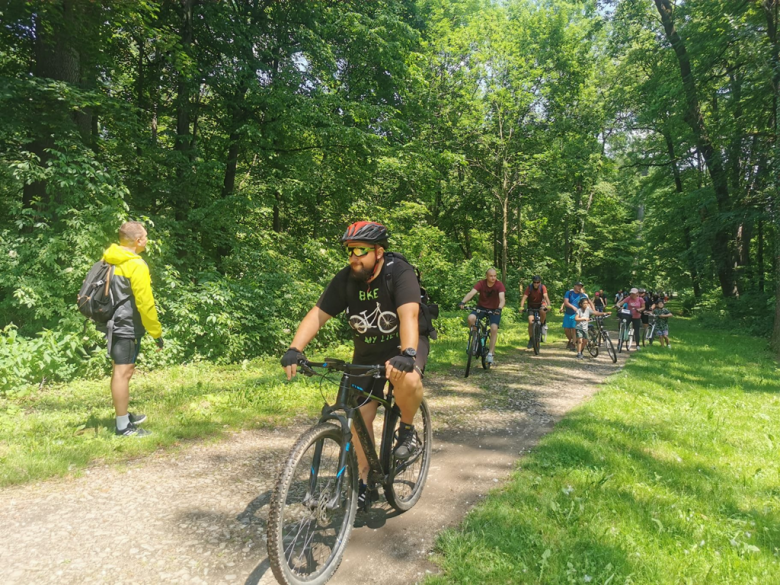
[
  {"xmin": 465, "ymin": 329, "xmax": 476, "ymax": 378},
  {"xmin": 617, "ymin": 323, "xmax": 625, "ymax": 353},
  {"xmin": 267, "ymin": 424, "xmax": 358, "ymax": 585},
  {"xmin": 604, "ymin": 332, "xmax": 617, "ymax": 363},
  {"xmin": 383, "ymin": 399, "xmax": 433, "ymax": 513},
  {"xmin": 587, "ymin": 330, "xmax": 599, "ymax": 357},
  {"xmin": 532, "ymin": 321, "xmax": 541, "ymax": 355}
]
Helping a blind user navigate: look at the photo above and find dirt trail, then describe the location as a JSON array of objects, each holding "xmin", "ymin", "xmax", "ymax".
[{"xmin": 0, "ymin": 340, "xmax": 625, "ymax": 585}]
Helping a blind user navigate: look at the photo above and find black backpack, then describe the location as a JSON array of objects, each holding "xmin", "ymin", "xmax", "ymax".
[
  {"xmin": 383, "ymin": 252, "xmax": 439, "ymax": 340},
  {"xmin": 76, "ymin": 260, "xmax": 117, "ymax": 324}
]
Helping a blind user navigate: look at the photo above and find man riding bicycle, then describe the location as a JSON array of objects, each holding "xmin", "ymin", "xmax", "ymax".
[
  {"xmin": 280, "ymin": 221, "xmax": 428, "ymax": 508},
  {"xmin": 458, "ymin": 268, "xmax": 506, "ymax": 365},
  {"xmin": 519, "ymin": 275, "xmax": 551, "ymax": 349}
]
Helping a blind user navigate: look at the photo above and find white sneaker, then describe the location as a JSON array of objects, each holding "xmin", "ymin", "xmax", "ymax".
[
  {"xmin": 542, "ymin": 325, "xmax": 548, "ymax": 341},
  {"xmin": 667, "ymin": 344, "xmax": 672, "ymax": 349},
  {"xmin": 486, "ymin": 353, "xmax": 494, "ymax": 364}
]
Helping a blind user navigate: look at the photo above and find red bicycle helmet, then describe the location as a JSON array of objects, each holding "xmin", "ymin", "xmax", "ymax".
[{"xmin": 340, "ymin": 221, "xmax": 389, "ymax": 244}]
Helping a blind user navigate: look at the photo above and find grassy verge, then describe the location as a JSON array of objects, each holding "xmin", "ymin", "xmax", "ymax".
[
  {"xmin": 427, "ymin": 314, "xmax": 780, "ymax": 584},
  {"xmin": 0, "ymin": 309, "xmax": 537, "ymax": 487}
]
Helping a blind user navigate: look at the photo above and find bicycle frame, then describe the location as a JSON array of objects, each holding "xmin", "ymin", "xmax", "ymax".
[
  {"xmin": 463, "ymin": 307, "xmax": 495, "ymax": 351},
  {"xmin": 303, "ymin": 361, "xmax": 402, "ymax": 507}
]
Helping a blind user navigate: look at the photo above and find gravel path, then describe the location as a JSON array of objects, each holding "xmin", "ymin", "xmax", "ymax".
[{"xmin": 0, "ymin": 339, "xmax": 626, "ymax": 585}]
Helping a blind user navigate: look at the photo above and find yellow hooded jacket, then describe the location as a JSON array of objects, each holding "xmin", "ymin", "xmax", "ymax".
[{"xmin": 101, "ymin": 244, "xmax": 162, "ymax": 339}]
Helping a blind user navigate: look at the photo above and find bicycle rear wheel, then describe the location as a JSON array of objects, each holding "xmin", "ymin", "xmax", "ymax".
[
  {"xmin": 383, "ymin": 399, "xmax": 433, "ymax": 513},
  {"xmin": 481, "ymin": 331, "xmax": 491, "ymax": 369},
  {"xmin": 604, "ymin": 332, "xmax": 617, "ymax": 363},
  {"xmin": 648, "ymin": 325, "xmax": 655, "ymax": 345},
  {"xmin": 532, "ymin": 321, "xmax": 541, "ymax": 355},
  {"xmin": 267, "ymin": 424, "xmax": 357, "ymax": 585}
]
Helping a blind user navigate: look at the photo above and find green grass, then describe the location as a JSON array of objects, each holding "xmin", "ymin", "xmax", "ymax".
[
  {"xmin": 0, "ymin": 310, "xmax": 532, "ymax": 487},
  {"xmin": 427, "ymin": 314, "xmax": 780, "ymax": 584}
]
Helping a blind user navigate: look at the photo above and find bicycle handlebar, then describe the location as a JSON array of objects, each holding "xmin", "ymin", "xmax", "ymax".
[
  {"xmin": 460, "ymin": 306, "xmax": 500, "ymax": 315},
  {"xmin": 297, "ymin": 358, "xmax": 385, "ymax": 378}
]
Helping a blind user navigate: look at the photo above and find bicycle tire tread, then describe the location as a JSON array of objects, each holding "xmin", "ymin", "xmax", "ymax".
[{"xmin": 267, "ymin": 423, "xmax": 357, "ymax": 585}]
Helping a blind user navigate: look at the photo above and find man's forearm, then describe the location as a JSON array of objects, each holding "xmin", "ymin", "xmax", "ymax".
[
  {"xmin": 289, "ymin": 307, "xmax": 330, "ymax": 351},
  {"xmin": 397, "ymin": 303, "xmax": 419, "ymax": 351}
]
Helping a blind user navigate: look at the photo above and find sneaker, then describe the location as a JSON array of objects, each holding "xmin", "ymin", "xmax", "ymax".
[
  {"xmin": 357, "ymin": 481, "xmax": 377, "ymax": 512},
  {"xmin": 115, "ymin": 422, "xmax": 151, "ymax": 437},
  {"xmin": 486, "ymin": 353, "xmax": 494, "ymax": 364},
  {"xmin": 577, "ymin": 353, "xmax": 584, "ymax": 359},
  {"xmin": 393, "ymin": 425, "xmax": 420, "ymax": 461},
  {"xmin": 667, "ymin": 344, "xmax": 672, "ymax": 349},
  {"xmin": 542, "ymin": 325, "xmax": 548, "ymax": 341},
  {"xmin": 128, "ymin": 412, "xmax": 147, "ymax": 425},
  {"xmin": 527, "ymin": 340, "xmax": 534, "ymax": 349}
]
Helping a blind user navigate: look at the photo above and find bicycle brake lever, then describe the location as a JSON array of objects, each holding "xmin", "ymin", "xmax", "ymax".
[{"xmin": 297, "ymin": 359, "xmax": 316, "ymax": 377}]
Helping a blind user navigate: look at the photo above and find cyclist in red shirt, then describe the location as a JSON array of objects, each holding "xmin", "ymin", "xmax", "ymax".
[
  {"xmin": 518, "ymin": 275, "xmax": 551, "ymax": 349},
  {"xmin": 458, "ymin": 268, "xmax": 506, "ymax": 365}
]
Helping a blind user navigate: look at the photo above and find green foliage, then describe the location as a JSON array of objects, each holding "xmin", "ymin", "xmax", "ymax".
[{"xmin": 0, "ymin": 0, "xmax": 776, "ymax": 391}]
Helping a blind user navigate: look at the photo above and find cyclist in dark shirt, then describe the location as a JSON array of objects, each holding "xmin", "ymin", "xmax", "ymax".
[
  {"xmin": 281, "ymin": 221, "xmax": 428, "ymax": 507},
  {"xmin": 593, "ymin": 292, "xmax": 606, "ymax": 312},
  {"xmin": 518, "ymin": 275, "xmax": 551, "ymax": 349}
]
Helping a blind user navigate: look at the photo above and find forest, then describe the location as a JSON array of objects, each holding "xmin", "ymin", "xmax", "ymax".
[{"xmin": 1, "ymin": 0, "xmax": 778, "ymax": 393}]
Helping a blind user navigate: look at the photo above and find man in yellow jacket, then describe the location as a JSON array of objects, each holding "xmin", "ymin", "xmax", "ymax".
[{"xmin": 100, "ymin": 221, "xmax": 163, "ymax": 437}]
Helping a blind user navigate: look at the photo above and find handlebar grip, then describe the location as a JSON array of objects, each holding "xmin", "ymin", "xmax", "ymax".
[{"xmin": 297, "ymin": 358, "xmax": 316, "ymax": 377}]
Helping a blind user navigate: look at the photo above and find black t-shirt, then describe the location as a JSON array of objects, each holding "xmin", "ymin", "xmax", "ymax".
[{"xmin": 316, "ymin": 259, "xmax": 421, "ymax": 363}]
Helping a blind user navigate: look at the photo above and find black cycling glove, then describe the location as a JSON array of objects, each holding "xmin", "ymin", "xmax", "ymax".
[
  {"xmin": 388, "ymin": 354, "xmax": 415, "ymax": 373},
  {"xmin": 281, "ymin": 347, "xmax": 304, "ymax": 368},
  {"xmin": 155, "ymin": 337, "xmax": 164, "ymax": 349},
  {"xmin": 494, "ymin": 308, "xmax": 502, "ymax": 316}
]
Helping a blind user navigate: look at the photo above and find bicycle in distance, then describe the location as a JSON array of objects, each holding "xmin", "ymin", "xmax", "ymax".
[
  {"xmin": 522, "ymin": 307, "xmax": 547, "ymax": 356},
  {"xmin": 587, "ymin": 315, "xmax": 617, "ymax": 363},
  {"xmin": 461, "ymin": 306, "xmax": 497, "ymax": 377},
  {"xmin": 267, "ymin": 358, "xmax": 432, "ymax": 585},
  {"xmin": 643, "ymin": 311, "xmax": 657, "ymax": 346}
]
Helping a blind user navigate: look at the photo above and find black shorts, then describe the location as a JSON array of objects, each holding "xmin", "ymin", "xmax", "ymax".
[
  {"xmin": 110, "ymin": 336, "xmax": 143, "ymax": 365},
  {"xmin": 641, "ymin": 313, "xmax": 650, "ymax": 324},
  {"xmin": 349, "ymin": 336, "xmax": 430, "ymax": 400}
]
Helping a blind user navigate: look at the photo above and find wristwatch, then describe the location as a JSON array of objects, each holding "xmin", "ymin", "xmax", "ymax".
[{"xmin": 401, "ymin": 348, "xmax": 417, "ymax": 358}]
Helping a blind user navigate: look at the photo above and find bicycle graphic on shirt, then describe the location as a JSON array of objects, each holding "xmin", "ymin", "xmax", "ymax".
[{"xmin": 348, "ymin": 303, "xmax": 398, "ymax": 334}]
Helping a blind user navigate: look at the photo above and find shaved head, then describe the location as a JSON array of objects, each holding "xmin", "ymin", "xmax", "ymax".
[{"xmin": 118, "ymin": 221, "xmax": 146, "ymax": 246}]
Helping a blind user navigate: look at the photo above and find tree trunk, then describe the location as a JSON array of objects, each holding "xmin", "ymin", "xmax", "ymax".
[
  {"xmin": 273, "ymin": 192, "xmax": 282, "ymax": 233},
  {"xmin": 654, "ymin": 0, "xmax": 737, "ymax": 297},
  {"xmin": 23, "ymin": 0, "xmax": 91, "ymax": 211},
  {"xmin": 763, "ymin": 0, "xmax": 780, "ymax": 352},
  {"xmin": 501, "ymin": 195, "xmax": 508, "ymax": 283},
  {"xmin": 758, "ymin": 219, "xmax": 765, "ymax": 293}
]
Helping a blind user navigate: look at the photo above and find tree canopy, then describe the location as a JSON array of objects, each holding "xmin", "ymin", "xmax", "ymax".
[{"xmin": 1, "ymin": 0, "xmax": 778, "ymax": 391}]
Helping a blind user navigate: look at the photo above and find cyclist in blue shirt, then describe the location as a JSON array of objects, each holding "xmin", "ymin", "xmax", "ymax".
[{"xmin": 562, "ymin": 282, "xmax": 589, "ymax": 351}]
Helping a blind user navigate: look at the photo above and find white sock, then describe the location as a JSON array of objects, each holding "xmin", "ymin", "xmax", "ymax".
[{"xmin": 116, "ymin": 414, "xmax": 130, "ymax": 431}]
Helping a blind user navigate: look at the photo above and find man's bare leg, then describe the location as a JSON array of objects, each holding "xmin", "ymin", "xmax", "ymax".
[
  {"xmin": 111, "ymin": 364, "xmax": 134, "ymax": 417},
  {"xmin": 393, "ymin": 371, "xmax": 423, "ymax": 426},
  {"xmin": 352, "ymin": 400, "xmax": 380, "ymax": 481}
]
